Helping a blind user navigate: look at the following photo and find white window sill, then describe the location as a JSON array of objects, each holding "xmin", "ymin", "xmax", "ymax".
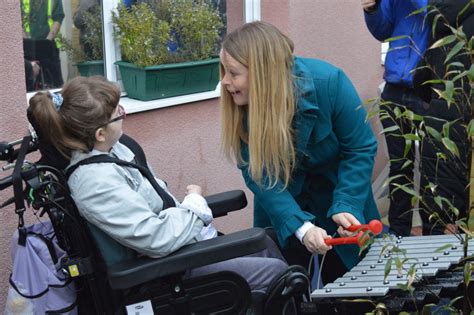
[
  {"xmin": 121, "ymin": 82, "xmax": 221, "ymax": 114},
  {"xmin": 26, "ymin": 83, "xmax": 221, "ymax": 114}
]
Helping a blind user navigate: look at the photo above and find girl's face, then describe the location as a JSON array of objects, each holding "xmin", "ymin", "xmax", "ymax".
[
  {"xmin": 96, "ymin": 104, "xmax": 125, "ymax": 151},
  {"xmin": 105, "ymin": 104, "xmax": 125, "ymax": 146},
  {"xmin": 220, "ymin": 49, "xmax": 249, "ymax": 106}
]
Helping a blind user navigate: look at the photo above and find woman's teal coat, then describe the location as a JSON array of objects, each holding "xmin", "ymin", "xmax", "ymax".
[{"xmin": 240, "ymin": 57, "xmax": 380, "ymax": 269}]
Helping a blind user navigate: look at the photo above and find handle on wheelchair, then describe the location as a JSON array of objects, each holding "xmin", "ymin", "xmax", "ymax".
[
  {"xmin": 0, "ymin": 141, "xmax": 17, "ymax": 161},
  {"xmin": 0, "ymin": 136, "xmax": 38, "ymax": 192},
  {"xmin": 0, "ymin": 175, "xmax": 13, "ymax": 191},
  {"xmin": 0, "ymin": 138, "xmax": 38, "ymax": 163}
]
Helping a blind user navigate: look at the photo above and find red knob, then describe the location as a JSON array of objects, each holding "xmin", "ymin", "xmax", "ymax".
[{"xmin": 346, "ymin": 220, "xmax": 383, "ymax": 235}]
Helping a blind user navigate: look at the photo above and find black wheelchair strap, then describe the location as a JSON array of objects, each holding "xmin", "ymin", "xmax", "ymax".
[
  {"xmin": 117, "ymin": 134, "xmax": 148, "ymax": 168},
  {"xmin": 65, "ymin": 155, "xmax": 176, "ymax": 209},
  {"xmin": 13, "ymin": 136, "xmax": 32, "ymax": 246},
  {"xmin": 28, "ymin": 231, "xmax": 59, "ymax": 264}
]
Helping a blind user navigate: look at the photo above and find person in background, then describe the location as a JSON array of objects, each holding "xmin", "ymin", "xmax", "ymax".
[
  {"xmin": 362, "ymin": 0, "xmax": 431, "ymax": 236},
  {"xmin": 220, "ymin": 21, "xmax": 380, "ymax": 284},
  {"xmin": 412, "ymin": 0, "xmax": 473, "ymax": 235},
  {"xmin": 21, "ymin": 0, "xmax": 65, "ymax": 88},
  {"xmin": 24, "ymin": 59, "xmax": 40, "ymax": 91},
  {"xmin": 73, "ymin": 0, "xmax": 100, "ymax": 60}
]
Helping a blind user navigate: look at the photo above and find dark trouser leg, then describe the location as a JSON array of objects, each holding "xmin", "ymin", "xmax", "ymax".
[
  {"xmin": 281, "ymin": 238, "xmax": 312, "ymax": 270},
  {"xmin": 51, "ymin": 45, "xmax": 64, "ymax": 88},
  {"xmin": 318, "ymin": 249, "xmax": 348, "ymax": 285},
  {"xmin": 282, "ymin": 237, "xmax": 347, "ymax": 285},
  {"xmin": 381, "ymin": 84, "xmax": 419, "ymax": 236},
  {"xmin": 419, "ymin": 99, "xmax": 470, "ymax": 234},
  {"xmin": 186, "ymin": 236, "xmax": 288, "ymax": 294}
]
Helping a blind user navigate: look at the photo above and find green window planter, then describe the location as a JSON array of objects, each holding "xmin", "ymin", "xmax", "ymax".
[
  {"xmin": 75, "ymin": 60, "xmax": 105, "ymax": 77},
  {"xmin": 115, "ymin": 58, "xmax": 220, "ymax": 101}
]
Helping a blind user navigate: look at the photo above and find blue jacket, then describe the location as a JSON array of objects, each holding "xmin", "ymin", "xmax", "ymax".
[
  {"xmin": 365, "ymin": 0, "xmax": 429, "ymax": 87},
  {"xmin": 240, "ymin": 57, "xmax": 380, "ymax": 269}
]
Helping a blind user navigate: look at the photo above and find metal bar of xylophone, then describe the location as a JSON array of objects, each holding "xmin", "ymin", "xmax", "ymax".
[{"xmin": 308, "ymin": 234, "xmax": 473, "ymax": 314}]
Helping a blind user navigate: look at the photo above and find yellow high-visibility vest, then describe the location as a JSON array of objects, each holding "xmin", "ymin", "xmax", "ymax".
[
  {"xmin": 22, "ymin": 0, "xmax": 60, "ymax": 48},
  {"xmin": 22, "ymin": 0, "xmax": 54, "ymax": 34}
]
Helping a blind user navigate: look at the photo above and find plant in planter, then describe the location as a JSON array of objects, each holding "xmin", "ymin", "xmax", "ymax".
[
  {"xmin": 365, "ymin": 2, "xmax": 473, "ymax": 314},
  {"xmin": 58, "ymin": 4, "xmax": 104, "ymax": 77},
  {"xmin": 112, "ymin": 0, "xmax": 224, "ymax": 101}
]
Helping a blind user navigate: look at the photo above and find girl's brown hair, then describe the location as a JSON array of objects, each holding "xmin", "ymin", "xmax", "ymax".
[
  {"xmin": 220, "ymin": 21, "xmax": 296, "ymax": 188},
  {"xmin": 29, "ymin": 76, "xmax": 120, "ymax": 157}
]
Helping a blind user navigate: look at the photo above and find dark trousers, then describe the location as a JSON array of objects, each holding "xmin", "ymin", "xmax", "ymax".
[
  {"xmin": 282, "ymin": 237, "xmax": 347, "ymax": 285},
  {"xmin": 380, "ymin": 83, "xmax": 470, "ymax": 236}
]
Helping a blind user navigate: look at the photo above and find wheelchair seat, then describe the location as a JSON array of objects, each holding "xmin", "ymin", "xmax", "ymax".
[{"xmin": 0, "ymin": 107, "xmax": 310, "ymax": 314}]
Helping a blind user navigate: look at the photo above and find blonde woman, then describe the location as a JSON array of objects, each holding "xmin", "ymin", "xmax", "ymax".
[{"xmin": 220, "ymin": 21, "xmax": 380, "ymax": 284}]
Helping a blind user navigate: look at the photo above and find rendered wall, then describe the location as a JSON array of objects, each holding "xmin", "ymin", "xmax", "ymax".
[
  {"xmin": 262, "ymin": 0, "xmax": 387, "ymax": 179},
  {"xmin": 0, "ymin": 0, "xmax": 35, "ymax": 310}
]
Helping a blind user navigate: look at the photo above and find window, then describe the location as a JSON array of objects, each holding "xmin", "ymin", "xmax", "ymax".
[{"xmin": 24, "ymin": 0, "xmax": 259, "ymax": 113}]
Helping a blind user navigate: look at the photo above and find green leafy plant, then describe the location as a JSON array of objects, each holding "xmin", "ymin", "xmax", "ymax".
[
  {"xmin": 58, "ymin": 6, "xmax": 103, "ymax": 63},
  {"xmin": 365, "ymin": 3, "xmax": 473, "ymax": 313},
  {"xmin": 112, "ymin": 2, "xmax": 170, "ymax": 67},
  {"xmin": 112, "ymin": 0, "xmax": 223, "ymax": 67},
  {"xmin": 169, "ymin": 0, "xmax": 223, "ymax": 61}
]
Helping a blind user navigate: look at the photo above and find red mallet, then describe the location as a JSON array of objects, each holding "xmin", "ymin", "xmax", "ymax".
[
  {"xmin": 345, "ymin": 219, "xmax": 383, "ymax": 235},
  {"xmin": 324, "ymin": 220, "xmax": 383, "ymax": 247},
  {"xmin": 324, "ymin": 231, "xmax": 365, "ymax": 246}
]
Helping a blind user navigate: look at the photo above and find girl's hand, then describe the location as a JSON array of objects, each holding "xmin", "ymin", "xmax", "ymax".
[
  {"xmin": 186, "ymin": 184, "xmax": 202, "ymax": 195},
  {"xmin": 332, "ymin": 212, "xmax": 361, "ymax": 237}
]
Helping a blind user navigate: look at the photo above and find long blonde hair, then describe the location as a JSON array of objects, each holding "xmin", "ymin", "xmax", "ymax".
[{"xmin": 220, "ymin": 21, "xmax": 296, "ymax": 188}]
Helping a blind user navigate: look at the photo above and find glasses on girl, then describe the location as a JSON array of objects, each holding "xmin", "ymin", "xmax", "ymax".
[{"xmin": 106, "ymin": 104, "xmax": 126, "ymax": 125}]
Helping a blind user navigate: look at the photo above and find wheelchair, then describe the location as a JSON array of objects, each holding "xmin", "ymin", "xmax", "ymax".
[{"xmin": 0, "ymin": 107, "xmax": 309, "ymax": 314}]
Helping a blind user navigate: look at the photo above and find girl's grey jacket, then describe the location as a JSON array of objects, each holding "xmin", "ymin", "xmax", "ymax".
[{"xmin": 67, "ymin": 142, "xmax": 215, "ymax": 258}]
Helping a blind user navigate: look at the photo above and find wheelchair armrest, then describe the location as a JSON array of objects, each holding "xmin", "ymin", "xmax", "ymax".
[
  {"xmin": 205, "ymin": 190, "xmax": 248, "ymax": 218},
  {"xmin": 107, "ymin": 227, "xmax": 266, "ymax": 290}
]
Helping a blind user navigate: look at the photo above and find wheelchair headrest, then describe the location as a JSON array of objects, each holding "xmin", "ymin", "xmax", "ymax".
[{"xmin": 27, "ymin": 104, "xmax": 70, "ymax": 171}]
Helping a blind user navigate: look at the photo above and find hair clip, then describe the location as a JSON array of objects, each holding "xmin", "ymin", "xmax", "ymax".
[{"xmin": 51, "ymin": 92, "xmax": 63, "ymax": 111}]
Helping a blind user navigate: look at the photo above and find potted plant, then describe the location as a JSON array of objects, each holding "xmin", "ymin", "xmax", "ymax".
[
  {"xmin": 112, "ymin": 0, "xmax": 224, "ymax": 101},
  {"xmin": 366, "ymin": 2, "xmax": 473, "ymax": 313},
  {"xmin": 58, "ymin": 4, "xmax": 104, "ymax": 77}
]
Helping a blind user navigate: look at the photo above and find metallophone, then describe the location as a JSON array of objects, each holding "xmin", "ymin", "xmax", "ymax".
[{"xmin": 304, "ymin": 220, "xmax": 473, "ymax": 314}]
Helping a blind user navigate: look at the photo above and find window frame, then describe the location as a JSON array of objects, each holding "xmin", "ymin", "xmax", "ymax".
[{"xmin": 25, "ymin": 0, "xmax": 261, "ymax": 114}]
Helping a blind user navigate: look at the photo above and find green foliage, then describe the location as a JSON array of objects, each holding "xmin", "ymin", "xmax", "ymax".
[
  {"xmin": 371, "ymin": 3, "xmax": 473, "ymax": 236},
  {"xmin": 57, "ymin": 33, "xmax": 86, "ymax": 63},
  {"xmin": 169, "ymin": 0, "xmax": 223, "ymax": 61},
  {"xmin": 80, "ymin": 6, "xmax": 104, "ymax": 61},
  {"xmin": 112, "ymin": 2, "xmax": 170, "ymax": 67},
  {"xmin": 367, "ymin": 3, "xmax": 473, "ymax": 313},
  {"xmin": 112, "ymin": 0, "xmax": 223, "ymax": 67}
]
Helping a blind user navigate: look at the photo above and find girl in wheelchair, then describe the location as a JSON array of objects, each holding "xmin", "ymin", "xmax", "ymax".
[{"xmin": 28, "ymin": 76, "xmax": 289, "ymax": 297}]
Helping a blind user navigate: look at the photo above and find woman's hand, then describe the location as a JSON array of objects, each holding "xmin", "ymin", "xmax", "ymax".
[
  {"xmin": 186, "ymin": 184, "xmax": 202, "ymax": 195},
  {"xmin": 332, "ymin": 212, "xmax": 361, "ymax": 237},
  {"xmin": 302, "ymin": 226, "xmax": 332, "ymax": 255}
]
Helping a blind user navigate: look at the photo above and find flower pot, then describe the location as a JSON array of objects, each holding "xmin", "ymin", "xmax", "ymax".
[
  {"xmin": 75, "ymin": 60, "xmax": 104, "ymax": 77},
  {"xmin": 115, "ymin": 58, "xmax": 220, "ymax": 101}
]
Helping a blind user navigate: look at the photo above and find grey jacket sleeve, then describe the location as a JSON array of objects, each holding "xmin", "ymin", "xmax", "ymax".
[{"xmin": 68, "ymin": 163, "xmax": 204, "ymax": 258}]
